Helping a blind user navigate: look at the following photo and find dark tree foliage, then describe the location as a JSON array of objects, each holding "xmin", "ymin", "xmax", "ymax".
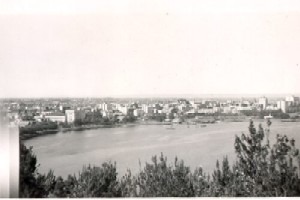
[
  {"xmin": 121, "ymin": 116, "xmax": 137, "ymax": 123},
  {"xmin": 210, "ymin": 157, "xmax": 234, "ymax": 196},
  {"xmin": 240, "ymin": 109, "xmax": 290, "ymax": 119},
  {"xmin": 19, "ymin": 122, "xmax": 58, "ymax": 135},
  {"xmin": 120, "ymin": 153, "xmax": 194, "ymax": 197},
  {"xmin": 191, "ymin": 166, "xmax": 210, "ymax": 196},
  {"xmin": 74, "ymin": 163, "xmax": 121, "ymax": 197},
  {"xmin": 19, "ymin": 143, "xmax": 56, "ymax": 198},
  {"xmin": 232, "ymin": 120, "xmax": 300, "ymax": 196},
  {"xmin": 47, "ymin": 163, "xmax": 121, "ymax": 197}
]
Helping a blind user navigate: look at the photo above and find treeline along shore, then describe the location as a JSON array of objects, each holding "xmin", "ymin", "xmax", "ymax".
[
  {"xmin": 19, "ymin": 115, "xmax": 300, "ymax": 140},
  {"xmin": 19, "ymin": 122, "xmax": 120, "ymax": 140},
  {"xmin": 19, "ymin": 121, "xmax": 174, "ymax": 140}
]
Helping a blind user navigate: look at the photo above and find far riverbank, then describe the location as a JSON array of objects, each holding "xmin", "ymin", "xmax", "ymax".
[
  {"xmin": 20, "ymin": 117, "xmax": 300, "ymax": 140},
  {"xmin": 20, "ymin": 124, "xmax": 120, "ymax": 140}
]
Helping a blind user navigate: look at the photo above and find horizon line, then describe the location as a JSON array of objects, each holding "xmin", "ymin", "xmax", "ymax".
[{"xmin": 1, "ymin": 93, "xmax": 300, "ymax": 99}]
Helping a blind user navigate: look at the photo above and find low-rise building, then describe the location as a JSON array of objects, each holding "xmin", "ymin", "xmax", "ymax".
[
  {"xmin": 45, "ymin": 112, "xmax": 66, "ymax": 123},
  {"xmin": 133, "ymin": 109, "xmax": 144, "ymax": 117},
  {"xmin": 102, "ymin": 110, "xmax": 113, "ymax": 118}
]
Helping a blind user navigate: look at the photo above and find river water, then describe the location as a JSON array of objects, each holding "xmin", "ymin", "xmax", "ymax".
[{"xmin": 24, "ymin": 120, "xmax": 300, "ymax": 178}]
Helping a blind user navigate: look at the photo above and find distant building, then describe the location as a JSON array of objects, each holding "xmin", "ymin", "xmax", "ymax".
[
  {"xmin": 7, "ymin": 111, "xmax": 19, "ymax": 120},
  {"xmin": 223, "ymin": 106, "xmax": 238, "ymax": 114},
  {"xmin": 45, "ymin": 112, "xmax": 66, "ymax": 123},
  {"xmin": 237, "ymin": 102, "xmax": 252, "ymax": 111},
  {"xmin": 59, "ymin": 105, "xmax": 72, "ymax": 112},
  {"xmin": 213, "ymin": 106, "xmax": 222, "ymax": 113},
  {"xmin": 285, "ymin": 96, "xmax": 300, "ymax": 106},
  {"xmin": 133, "ymin": 109, "xmax": 144, "ymax": 117},
  {"xmin": 259, "ymin": 97, "xmax": 268, "ymax": 110},
  {"xmin": 65, "ymin": 110, "xmax": 75, "ymax": 123},
  {"xmin": 102, "ymin": 110, "xmax": 113, "ymax": 118},
  {"xmin": 186, "ymin": 109, "xmax": 197, "ymax": 117},
  {"xmin": 266, "ymin": 104, "xmax": 278, "ymax": 111},
  {"xmin": 99, "ymin": 103, "xmax": 113, "ymax": 111},
  {"xmin": 198, "ymin": 108, "xmax": 214, "ymax": 114},
  {"xmin": 286, "ymin": 96, "xmax": 296, "ymax": 102},
  {"xmin": 178, "ymin": 104, "xmax": 192, "ymax": 112},
  {"xmin": 118, "ymin": 106, "xmax": 129, "ymax": 115},
  {"xmin": 142, "ymin": 105, "xmax": 154, "ymax": 114},
  {"xmin": 277, "ymin": 100, "xmax": 287, "ymax": 113}
]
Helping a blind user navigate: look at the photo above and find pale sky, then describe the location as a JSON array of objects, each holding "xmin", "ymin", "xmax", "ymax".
[{"xmin": 0, "ymin": 0, "xmax": 300, "ymax": 98}]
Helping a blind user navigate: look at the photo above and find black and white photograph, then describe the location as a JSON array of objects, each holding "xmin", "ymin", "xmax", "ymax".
[{"xmin": 1, "ymin": 0, "xmax": 300, "ymax": 197}]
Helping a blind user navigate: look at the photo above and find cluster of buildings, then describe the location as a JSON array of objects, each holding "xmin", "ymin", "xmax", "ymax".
[
  {"xmin": 4, "ymin": 103, "xmax": 86, "ymax": 127},
  {"xmin": 1, "ymin": 95, "xmax": 300, "ymax": 127},
  {"xmin": 276, "ymin": 96, "xmax": 300, "ymax": 113}
]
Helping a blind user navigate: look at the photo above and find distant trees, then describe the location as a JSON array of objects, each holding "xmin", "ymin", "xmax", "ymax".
[
  {"xmin": 121, "ymin": 115, "xmax": 137, "ymax": 123},
  {"xmin": 19, "ymin": 122, "xmax": 58, "ymax": 135},
  {"xmin": 79, "ymin": 111, "xmax": 103, "ymax": 125},
  {"xmin": 147, "ymin": 114, "xmax": 166, "ymax": 122},
  {"xmin": 20, "ymin": 120, "xmax": 300, "ymax": 197},
  {"xmin": 74, "ymin": 111, "xmax": 116, "ymax": 126},
  {"xmin": 240, "ymin": 109, "xmax": 290, "ymax": 119}
]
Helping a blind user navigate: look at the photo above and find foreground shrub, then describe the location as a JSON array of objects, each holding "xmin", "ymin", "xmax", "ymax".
[
  {"xmin": 232, "ymin": 120, "xmax": 300, "ymax": 196},
  {"xmin": 20, "ymin": 143, "xmax": 55, "ymax": 198},
  {"xmin": 120, "ymin": 154, "xmax": 194, "ymax": 197},
  {"xmin": 75, "ymin": 163, "xmax": 121, "ymax": 197},
  {"xmin": 48, "ymin": 163, "xmax": 121, "ymax": 197}
]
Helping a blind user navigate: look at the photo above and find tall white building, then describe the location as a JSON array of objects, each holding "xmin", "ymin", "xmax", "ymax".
[
  {"xmin": 100, "ymin": 103, "xmax": 113, "ymax": 111},
  {"xmin": 285, "ymin": 96, "xmax": 300, "ymax": 106},
  {"xmin": 142, "ymin": 104, "xmax": 154, "ymax": 114},
  {"xmin": 258, "ymin": 97, "xmax": 268, "ymax": 110},
  {"xmin": 277, "ymin": 100, "xmax": 287, "ymax": 113},
  {"xmin": 65, "ymin": 110, "xmax": 75, "ymax": 123},
  {"xmin": 118, "ymin": 106, "xmax": 129, "ymax": 115},
  {"xmin": 286, "ymin": 96, "xmax": 295, "ymax": 102}
]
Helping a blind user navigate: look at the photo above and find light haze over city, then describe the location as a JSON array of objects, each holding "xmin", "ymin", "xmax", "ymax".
[{"xmin": 0, "ymin": 0, "xmax": 300, "ymax": 98}]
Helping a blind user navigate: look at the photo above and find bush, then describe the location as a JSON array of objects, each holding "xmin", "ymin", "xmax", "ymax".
[
  {"xmin": 233, "ymin": 120, "xmax": 300, "ymax": 196},
  {"xmin": 121, "ymin": 153, "xmax": 194, "ymax": 197},
  {"xmin": 74, "ymin": 163, "xmax": 121, "ymax": 197},
  {"xmin": 20, "ymin": 143, "xmax": 56, "ymax": 198}
]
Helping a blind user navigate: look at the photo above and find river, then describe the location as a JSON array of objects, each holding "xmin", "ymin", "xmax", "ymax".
[{"xmin": 23, "ymin": 120, "xmax": 300, "ymax": 178}]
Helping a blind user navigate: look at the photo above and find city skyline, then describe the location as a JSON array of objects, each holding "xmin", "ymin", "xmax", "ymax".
[{"xmin": 1, "ymin": 0, "xmax": 300, "ymax": 98}]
